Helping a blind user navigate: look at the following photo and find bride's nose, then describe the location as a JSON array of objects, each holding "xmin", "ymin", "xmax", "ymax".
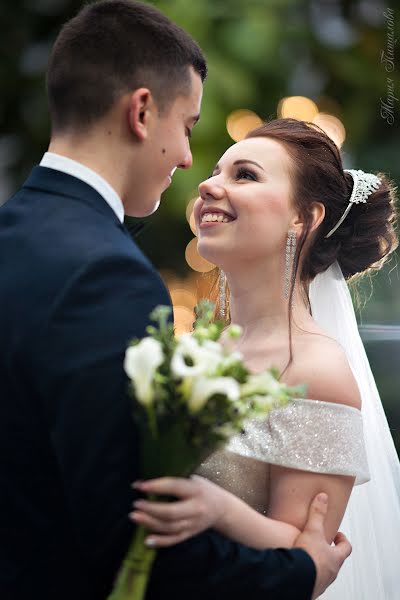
[{"xmin": 198, "ymin": 176, "xmax": 225, "ymax": 201}]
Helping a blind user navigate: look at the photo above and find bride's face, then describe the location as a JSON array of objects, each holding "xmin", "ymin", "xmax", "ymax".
[{"xmin": 194, "ymin": 137, "xmax": 297, "ymax": 268}]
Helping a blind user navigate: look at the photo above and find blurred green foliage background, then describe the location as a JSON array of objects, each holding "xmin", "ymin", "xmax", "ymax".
[{"xmin": 0, "ymin": 0, "xmax": 399, "ymax": 452}]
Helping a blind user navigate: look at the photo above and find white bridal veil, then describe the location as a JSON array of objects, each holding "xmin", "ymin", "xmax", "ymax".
[{"xmin": 309, "ymin": 261, "xmax": 400, "ymax": 599}]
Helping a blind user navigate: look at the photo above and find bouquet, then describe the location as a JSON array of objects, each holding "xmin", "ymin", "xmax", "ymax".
[{"xmin": 107, "ymin": 301, "xmax": 304, "ymax": 600}]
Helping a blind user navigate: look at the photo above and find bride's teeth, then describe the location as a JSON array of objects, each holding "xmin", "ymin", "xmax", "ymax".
[{"xmin": 201, "ymin": 212, "xmax": 232, "ymax": 223}]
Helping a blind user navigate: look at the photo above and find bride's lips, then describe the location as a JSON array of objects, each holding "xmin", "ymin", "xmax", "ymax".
[{"xmin": 198, "ymin": 206, "xmax": 236, "ymax": 230}]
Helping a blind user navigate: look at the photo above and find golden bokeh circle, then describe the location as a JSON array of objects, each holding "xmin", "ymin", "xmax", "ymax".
[
  {"xmin": 170, "ymin": 287, "xmax": 197, "ymax": 310},
  {"xmin": 189, "ymin": 211, "xmax": 197, "ymax": 236},
  {"xmin": 278, "ymin": 96, "xmax": 319, "ymax": 121},
  {"xmin": 313, "ymin": 113, "xmax": 346, "ymax": 148},
  {"xmin": 186, "ymin": 197, "xmax": 198, "ymax": 222},
  {"xmin": 185, "ymin": 238, "xmax": 215, "ymax": 272},
  {"xmin": 173, "ymin": 305, "xmax": 195, "ymax": 336},
  {"xmin": 226, "ymin": 109, "xmax": 263, "ymax": 142}
]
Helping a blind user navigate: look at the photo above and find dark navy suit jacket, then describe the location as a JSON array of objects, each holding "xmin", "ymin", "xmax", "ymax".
[{"xmin": 0, "ymin": 166, "xmax": 316, "ymax": 600}]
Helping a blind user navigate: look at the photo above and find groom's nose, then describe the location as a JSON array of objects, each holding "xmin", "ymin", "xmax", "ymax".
[{"xmin": 178, "ymin": 149, "xmax": 193, "ymax": 170}]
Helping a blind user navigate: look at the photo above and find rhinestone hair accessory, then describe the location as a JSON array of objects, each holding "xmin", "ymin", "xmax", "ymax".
[{"xmin": 325, "ymin": 169, "xmax": 382, "ymax": 239}]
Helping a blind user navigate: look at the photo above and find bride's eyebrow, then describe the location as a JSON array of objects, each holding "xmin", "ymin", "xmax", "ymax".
[
  {"xmin": 233, "ymin": 159, "xmax": 265, "ymax": 171},
  {"xmin": 213, "ymin": 159, "xmax": 265, "ymax": 173}
]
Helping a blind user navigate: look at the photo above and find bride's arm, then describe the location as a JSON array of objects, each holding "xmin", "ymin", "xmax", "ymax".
[
  {"xmin": 267, "ymin": 468, "xmax": 354, "ymax": 545},
  {"xmin": 132, "ymin": 344, "xmax": 361, "ymax": 549},
  {"xmin": 130, "ymin": 475, "xmax": 302, "ymax": 549},
  {"xmin": 274, "ymin": 339, "xmax": 361, "ymax": 543},
  {"xmin": 130, "ymin": 465, "xmax": 354, "ymax": 549}
]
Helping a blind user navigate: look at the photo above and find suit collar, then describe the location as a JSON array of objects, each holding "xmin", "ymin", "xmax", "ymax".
[
  {"xmin": 40, "ymin": 153, "xmax": 124, "ymax": 223},
  {"xmin": 23, "ymin": 166, "xmax": 124, "ymax": 227}
]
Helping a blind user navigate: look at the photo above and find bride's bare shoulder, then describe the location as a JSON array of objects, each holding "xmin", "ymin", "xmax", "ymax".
[{"xmin": 287, "ymin": 333, "xmax": 361, "ymax": 409}]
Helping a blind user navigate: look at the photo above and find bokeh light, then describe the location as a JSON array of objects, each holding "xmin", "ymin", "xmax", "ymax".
[
  {"xmin": 186, "ymin": 197, "xmax": 199, "ymax": 236},
  {"xmin": 189, "ymin": 211, "xmax": 197, "ymax": 235},
  {"xmin": 185, "ymin": 196, "xmax": 197, "ymax": 222},
  {"xmin": 185, "ymin": 238, "xmax": 215, "ymax": 272},
  {"xmin": 278, "ymin": 96, "xmax": 319, "ymax": 121},
  {"xmin": 226, "ymin": 109, "xmax": 263, "ymax": 142},
  {"xmin": 173, "ymin": 305, "xmax": 195, "ymax": 337},
  {"xmin": 170, "ymin": 287, "xmax": 197, "ymax": 310},
  {"xmin": 313, "ymin": 113, "xmax": 346, "ymax": 148}
]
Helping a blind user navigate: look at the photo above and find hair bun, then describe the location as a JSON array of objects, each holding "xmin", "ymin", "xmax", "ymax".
[
  {"xmin": 245, "ymin": 119, "xmax": 398, "ymax": 282},
  {"xmin": 336, "ymin": 173, "xmax": 398, "ymax": 279}
]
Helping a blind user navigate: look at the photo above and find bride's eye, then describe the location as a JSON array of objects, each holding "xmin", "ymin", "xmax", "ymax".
[{"xmin": 235, "ymin": 167, "xmax": 257, "ymax": 181}]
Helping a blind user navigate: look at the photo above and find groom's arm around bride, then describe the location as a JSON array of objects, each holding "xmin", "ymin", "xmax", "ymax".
[{"xmin": 0, "ymin": 2, "xmax": 350, "ymax": 599}]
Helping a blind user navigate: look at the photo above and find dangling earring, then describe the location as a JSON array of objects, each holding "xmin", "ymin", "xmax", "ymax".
[
  {"xmin": 284, "ymin": 231, "xmax": 296, "ymax": 300},
  {"xmin": 219, "ymin": 269, "xmax": 226, "ymax": 319}
]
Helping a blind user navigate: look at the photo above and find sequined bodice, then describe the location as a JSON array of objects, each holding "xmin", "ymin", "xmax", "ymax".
[{"xmin": 196, "ymin": 398, "xmax": 370, "ymax": 514}]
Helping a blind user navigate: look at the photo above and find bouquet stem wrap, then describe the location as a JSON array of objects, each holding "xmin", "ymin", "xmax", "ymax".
[{"xmin": 108, "ymin": 522, "xmax": 156, "ymax": 600}]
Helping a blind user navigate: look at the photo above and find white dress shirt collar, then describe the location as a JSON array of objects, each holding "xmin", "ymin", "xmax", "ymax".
[{"xmin": 40, "ymin": 152, "xmax": 124, "ymax": 223}]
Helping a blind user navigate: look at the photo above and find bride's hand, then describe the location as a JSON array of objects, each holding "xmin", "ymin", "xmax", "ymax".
[{"xmin": 129, "ymin": 475, "xmax": 226, "ymax": 547}]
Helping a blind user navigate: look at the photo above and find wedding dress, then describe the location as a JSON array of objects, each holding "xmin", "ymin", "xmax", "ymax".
[{"xmin": 198, "ymin": 262, "xmax": 400, "ymax": 598}]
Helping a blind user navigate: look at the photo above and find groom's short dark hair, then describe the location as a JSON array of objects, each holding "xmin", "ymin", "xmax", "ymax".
[{"xmin": 47, "ymin": 0, "xmax": 207, "ymax": 133}]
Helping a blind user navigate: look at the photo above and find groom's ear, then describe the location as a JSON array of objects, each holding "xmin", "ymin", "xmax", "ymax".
[
  {"xmin": 291, "ymin": 202, "xmax": 325, "ymax": 235},
  {"xmin": 127, "ymin": 88, "xmax": 154, "ymax": 141}
]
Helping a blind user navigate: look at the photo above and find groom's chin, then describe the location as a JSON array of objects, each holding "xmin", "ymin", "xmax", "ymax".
[
  {"xmin": 149, "ymin": 199, "xmax": 161, "ymax": 215},
  {"xmin": 125, "ymin": 198, "xmax": 161, "ymax": 218}
]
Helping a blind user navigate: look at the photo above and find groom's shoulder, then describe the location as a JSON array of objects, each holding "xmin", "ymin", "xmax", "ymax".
[{"xmin": 0, "ymin": 176, "xmax": 155, "ymax": 275}]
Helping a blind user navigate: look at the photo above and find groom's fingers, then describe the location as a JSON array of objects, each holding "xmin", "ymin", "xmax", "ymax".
[
  {"xmin": 303, "ymin": 493, "xmax": 329, "ymax": 534},
  {"xmin": 333, "ymin": 531, "xmax": 352, "ymax": 563}
]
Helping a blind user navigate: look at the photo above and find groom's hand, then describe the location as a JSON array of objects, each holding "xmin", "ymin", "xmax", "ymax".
[{"xmin": 294, "ymin": 493, "xmax": 352, "ymax": 600}]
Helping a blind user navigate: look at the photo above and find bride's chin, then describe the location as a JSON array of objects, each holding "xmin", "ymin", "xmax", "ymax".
[{"xmin": 197, "ymin": 246, "xmax": 221, "ymax": 266}]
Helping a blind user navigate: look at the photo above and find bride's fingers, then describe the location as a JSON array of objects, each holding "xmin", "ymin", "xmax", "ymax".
[
  {"xmin": 145, "ymin": 531, "xmax": 190, "ymax": 548},
  {"xmin": 129, "ymin": 510, "xmax": 191, "ymax": 534},
  {"xmin": 132, "ymin": 498, "xmax": 197, "ymax": 521},
  {"xmin": 132, "ymin": 477, "xmax": 195, "ymax": 497}
]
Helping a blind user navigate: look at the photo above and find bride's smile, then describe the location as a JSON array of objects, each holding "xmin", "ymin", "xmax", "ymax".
[{"xmin": 193, "ymin": 137, "xmax": 295, "ymax": 268}]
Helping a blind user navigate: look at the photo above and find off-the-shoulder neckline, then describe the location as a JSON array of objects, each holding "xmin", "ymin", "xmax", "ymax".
[{"xmin": 291, "ymin": 397, "xmax": 362, "ymax": 413}]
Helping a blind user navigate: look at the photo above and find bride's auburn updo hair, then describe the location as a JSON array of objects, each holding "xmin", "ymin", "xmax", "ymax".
[{"xmin": 246, "ymin": 118, "xmax": 398, "ymax": 281}]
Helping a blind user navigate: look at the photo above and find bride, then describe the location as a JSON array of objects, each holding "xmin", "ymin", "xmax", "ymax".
[{"xmin": 130, "ymin": 118, "xmax": 400, "ymax": 598}]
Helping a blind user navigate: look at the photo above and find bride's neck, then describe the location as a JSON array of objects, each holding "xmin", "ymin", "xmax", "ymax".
[{"xmin": 225, "ymin": 262, "xmax": 310, "ymax": 338}]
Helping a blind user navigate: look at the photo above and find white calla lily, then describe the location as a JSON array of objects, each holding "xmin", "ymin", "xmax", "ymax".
[
  {"xmin": 240, "ymin": 371, "xmax": 281, "ymax": 398},
  {"xmin": 220, "ymin": 350, "xmax": 244, "ymax": 369},
  {"xmin": 171, "ymin": 334, "xmax": 222, "ymax": 379},
  {"xmin": 124, "ymin": 338, "xmax": 164, "ymax": 406},
  {"xmin": 188, "ymin": 376, "xmax": 240, "ymax": 413}
]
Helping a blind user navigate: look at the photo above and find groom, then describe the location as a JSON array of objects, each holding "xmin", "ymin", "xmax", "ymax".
[{"xmin": 0, "ymin": 2, "xmax": 351, "ymax": 599}]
